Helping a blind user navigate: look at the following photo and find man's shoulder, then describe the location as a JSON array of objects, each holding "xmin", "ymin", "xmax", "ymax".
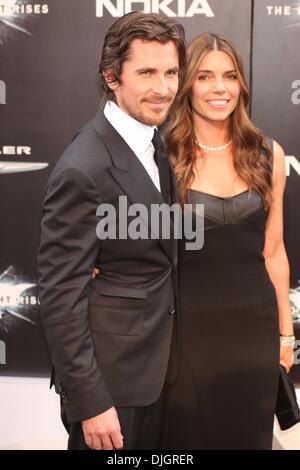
[{"xmin": 50, "ymin": 112, "xmax": 111, "ymax": 183}]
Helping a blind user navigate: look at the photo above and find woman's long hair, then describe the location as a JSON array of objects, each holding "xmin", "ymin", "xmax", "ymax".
[{"xmin": 165, "ymin": 33, "xmax": 273, "ymax": 208}]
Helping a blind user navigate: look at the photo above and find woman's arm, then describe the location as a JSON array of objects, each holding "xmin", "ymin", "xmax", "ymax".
[{"xmin": 262, "ymin": 140, "xmax": 294, "ymax": 371}]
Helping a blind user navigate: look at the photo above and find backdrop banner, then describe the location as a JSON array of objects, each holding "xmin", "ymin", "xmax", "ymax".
[
  {"xmin": 252, "ymin": 0, "xmax": 300, "ymax": 382},
  {"xmin": 3, "ymin": 0, "xmax": 298, "ymax": 382}
]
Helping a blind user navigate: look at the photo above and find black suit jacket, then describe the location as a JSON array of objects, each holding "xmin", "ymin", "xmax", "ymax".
[{"xmin": 38, "ymin": 111, "xmax": 180, "ymax": 423}]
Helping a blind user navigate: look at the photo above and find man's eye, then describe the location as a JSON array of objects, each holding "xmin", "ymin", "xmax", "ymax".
[
  {"xmin": 140, "ymin": 71, "xmax": 151, "ymax": 76},
  {"xmin": 166, "ymin": 70, "xmax": 178, "ymax": 76}
]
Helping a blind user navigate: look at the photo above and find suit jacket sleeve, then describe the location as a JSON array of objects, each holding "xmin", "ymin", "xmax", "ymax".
[{"xmin": 38, "ymin": 165, "xmax": 114, "ymax": 423}]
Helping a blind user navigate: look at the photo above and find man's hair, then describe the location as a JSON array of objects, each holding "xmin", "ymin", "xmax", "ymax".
[{"xmin": 98, "ymin": 11, "xmax": 186, "ymax": 104}]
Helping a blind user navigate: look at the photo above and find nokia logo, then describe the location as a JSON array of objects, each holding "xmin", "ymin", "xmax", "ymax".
[
  {"xmin": 95, "ymin": 0, "xmax": 214, "ymax": 18},
  {"xmin": 286, "ymin": 156, "xmax": 300, "ymax": 176},
  {"xmin": 0, "ymin": 79, "xmax": 5, "ymax": 104},
  {"xmin": 292, "ymin": 80, "xmax": 300, "ymax": 105}
]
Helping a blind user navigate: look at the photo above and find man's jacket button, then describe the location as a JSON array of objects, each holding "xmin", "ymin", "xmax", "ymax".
[{"xmin": 61, "ymin": 394, "xmax": 69, "ymax": 405}]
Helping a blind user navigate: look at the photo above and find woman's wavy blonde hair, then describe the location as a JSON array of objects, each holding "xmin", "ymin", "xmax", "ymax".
[{"xmin": 165, "ymin": 32, "xmax": 273, "ymax": 208}]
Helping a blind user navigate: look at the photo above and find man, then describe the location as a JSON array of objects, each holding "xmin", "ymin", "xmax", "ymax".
[{"xmin": 38, "ymin": 11, "xmax": 186, "ymax": 450}]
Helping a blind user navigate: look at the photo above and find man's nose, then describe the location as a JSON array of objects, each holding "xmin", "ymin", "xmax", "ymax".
[{"xmin": 151, "ymin": 74, "xmax": 169, "ymax": 96}]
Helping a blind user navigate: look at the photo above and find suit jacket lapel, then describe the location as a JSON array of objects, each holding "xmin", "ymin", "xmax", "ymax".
[{"xmin": 92, "ymin": 111, "xmax": 177, "ymax": 264}]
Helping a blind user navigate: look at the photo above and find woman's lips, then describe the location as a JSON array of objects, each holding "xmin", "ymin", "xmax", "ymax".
[{"xmin": 206, "ymin": 99, "xmax": 230, "ymax": 109}]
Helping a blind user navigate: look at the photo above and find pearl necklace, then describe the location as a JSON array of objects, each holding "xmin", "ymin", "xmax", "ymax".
[{"xmin": 195, "ymin": 140, "xmax": 232, "ymax": 151}]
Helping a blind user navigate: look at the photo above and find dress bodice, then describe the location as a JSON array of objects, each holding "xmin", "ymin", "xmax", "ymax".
[
  {"xmin": 179, "ymin": 188, "xmax": 269, "ymax": 283},
  {"xmin": 188, "ymin": 188, "xmax": 263, "ymax": 227}
]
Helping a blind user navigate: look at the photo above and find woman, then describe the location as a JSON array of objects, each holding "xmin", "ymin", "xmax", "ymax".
[{"xmin": 160, "ymin": 33, "xmax": 294, "ymax": 450}]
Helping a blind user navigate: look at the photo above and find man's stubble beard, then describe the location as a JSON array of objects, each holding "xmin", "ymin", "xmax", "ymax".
[
  {"xmin": 137, "ymin": 109, "xmax": 169, "ymax": 127},
  {"xmin": 117, "ymin": 94, "xmax": 174, "ymax": 127}
]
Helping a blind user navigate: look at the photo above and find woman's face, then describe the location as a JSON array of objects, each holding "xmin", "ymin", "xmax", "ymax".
[{"xmin": 190, "ymin": 50, "xmax": 241, "ymax": 124}]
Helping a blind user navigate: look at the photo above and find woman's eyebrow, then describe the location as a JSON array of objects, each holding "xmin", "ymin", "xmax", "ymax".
[{"xmin": 197, "ymin": 69, "xmax": 237, "ymax": 73}]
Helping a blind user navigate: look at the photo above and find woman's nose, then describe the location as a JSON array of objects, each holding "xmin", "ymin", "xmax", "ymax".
[{"xmin": 212, "ymin": 78, "xmax": 226, "ymax": 93}]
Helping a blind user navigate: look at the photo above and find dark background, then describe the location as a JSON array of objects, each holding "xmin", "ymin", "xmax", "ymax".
[{"xmin": 0, "ymin": 0, "xmax": 299, "ymax": 382}]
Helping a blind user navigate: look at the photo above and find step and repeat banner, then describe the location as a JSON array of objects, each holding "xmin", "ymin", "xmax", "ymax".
[
  {"xmin": 251, "ymin": 0, "xmax": 300, "ymax": 382},
  {"xmin": 0, "ymin": 0, "xmax": 299, "ymax": 381}
]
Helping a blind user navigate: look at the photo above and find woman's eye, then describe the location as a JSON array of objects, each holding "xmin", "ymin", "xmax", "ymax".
[
  {"xmin": 198, "ymin": 75, "xmax": 208, "ymax": 80},
  {"xmin": 227, "ymin": 74, "xmax": 237, "ymax": 79}
]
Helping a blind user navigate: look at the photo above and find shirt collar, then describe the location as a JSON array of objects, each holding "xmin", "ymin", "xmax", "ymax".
[{"xmin": 104, "ymin": 101, "xmax": 155, "ymax": 157}]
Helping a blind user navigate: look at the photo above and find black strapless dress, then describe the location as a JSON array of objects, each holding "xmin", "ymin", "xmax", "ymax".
[{"xmin": 161, "ymin": 188, "xmax": 280, "ymax": 450}]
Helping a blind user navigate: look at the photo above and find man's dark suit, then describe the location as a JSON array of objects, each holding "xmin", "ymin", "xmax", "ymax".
[{"xmin": 38, "ymin": 110, "xmax": 180, "ymax": 448}]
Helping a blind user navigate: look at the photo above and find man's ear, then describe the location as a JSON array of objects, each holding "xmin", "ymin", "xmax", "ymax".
[{"xmin": 102, "ymin": 69, "xmax": 119, "ymax": 91}]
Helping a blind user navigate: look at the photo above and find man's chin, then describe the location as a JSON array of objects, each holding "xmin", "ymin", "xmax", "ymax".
[{"xmin": 141, "ymin": 111, "xmax": 169, "ymax": 127}]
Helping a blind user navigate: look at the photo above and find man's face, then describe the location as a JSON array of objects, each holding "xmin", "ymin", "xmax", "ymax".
[{"xmin": 109, "ymin": 39, "xmax": 179, "ymax": 126}]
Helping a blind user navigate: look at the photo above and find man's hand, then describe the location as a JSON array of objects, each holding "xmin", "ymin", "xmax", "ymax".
[
  {"xmin": 91, "ymin": 267, "xmax": 100, "ymax": 279},
  {"xmin": 81, "ymin": 406, "xmax": 124, "ymax": 450}
]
